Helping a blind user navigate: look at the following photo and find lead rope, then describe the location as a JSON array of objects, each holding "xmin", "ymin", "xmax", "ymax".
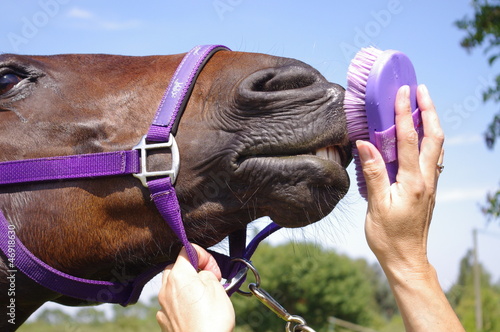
[{"xmin": 231, "ymin": 258, "xmax": 317, "ymax": 332}]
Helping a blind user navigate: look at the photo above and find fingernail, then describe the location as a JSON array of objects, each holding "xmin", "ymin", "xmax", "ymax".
[
  {"xmin": 401, "ymin": 85, "xmax": 410, "ymax": 98},
  {"xmin": 420, "ymin": 84, "xmax": 429, "ymax": 96},
  {"xmin": 356, "ymin": 140, "xmax": 375, "ymax": 163}
]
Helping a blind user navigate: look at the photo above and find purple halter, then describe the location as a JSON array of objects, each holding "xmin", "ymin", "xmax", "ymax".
[{"xmin": 0, "ymin": 45, "xmax": 281, "ymax": 306}]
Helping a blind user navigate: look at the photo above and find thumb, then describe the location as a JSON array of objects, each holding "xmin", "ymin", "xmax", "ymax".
[
  {"xmin": 191, "ymin": 244, "xmax": 222, "ymax": 280},
  {"xmin": 356, "ymin": 140, "xmax": 390, "ymax": 201},
  {"xmin": 169, "ymin": 247, "xmax": 199, "ymax": 278},
  {"xmin": 172, "ymin": 245, "xmax": 222, "ymax": 280}
]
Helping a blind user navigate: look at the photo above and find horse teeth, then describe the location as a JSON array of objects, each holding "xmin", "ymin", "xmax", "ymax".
[
  {"xmin": 316, "ymin": 147, "xmax": 328, "ymax": 159},
  {"xmin": 315, "ymin": 146, "xmax": 341, "ymax": 164}
]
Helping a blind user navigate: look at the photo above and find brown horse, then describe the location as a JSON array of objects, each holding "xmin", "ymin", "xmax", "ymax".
[{"xmin": 0, "ymin": 48, "xmax": 351, "ymax": 330}]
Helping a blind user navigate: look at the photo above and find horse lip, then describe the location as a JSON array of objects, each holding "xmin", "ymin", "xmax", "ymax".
[{"xmin": 235, "ymin": 142, "xmax": 351, "ymax": 171}]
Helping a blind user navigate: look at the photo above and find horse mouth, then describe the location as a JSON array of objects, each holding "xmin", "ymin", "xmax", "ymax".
[
  {"xmin": 236, "ymin": 143, "xmax": 350, "ymax": 175},
  {"xmin": 233, "ymin": 138, "xmax": 351, "ymax": 227},
  {"xmin": 236, "ymin": 144, "xmax": 348, "ymax": 168}
]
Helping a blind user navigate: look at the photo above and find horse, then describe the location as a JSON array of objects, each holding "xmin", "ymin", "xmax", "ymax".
[{"xmin": 0, "ymin": 46, "xmax": 351, "ymax": 330}]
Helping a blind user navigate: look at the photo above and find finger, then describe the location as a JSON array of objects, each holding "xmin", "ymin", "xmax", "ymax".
[
  {"xmin": 356, "ymin": 140, "xmax": 390, "ymax": 204},
  {"xmin": 198, "ymin": 270, "xmax": 225, "ymax": 287},
  {"xmin": 416, "ymin": 84, "xmax": 445, "ymax": 182},
  {"xmin": 170, "ymin": 247, "xmax": 199, "ymax": 277},
  {"xmin": 435, "ymin": 148, "xmax": 445, "ymax": 181},
  {"xmin": 161, "ymin": 263, "xmax": 174, "ymax": 286},
  {"xmin": 156, "ymin": 310, "xmax": 170, "ymax": 332},
  {"xmin": 437, "ymin": 148, "xmax": 444, "ymax": 165},
  {"xmin": 171, "ymin": 245, "xmax": 222, "ymax": 281},
  {"xmin": 192, "ymin": 244, "xmax": 222, "ymax": 280},
  {"xmin": 394, "ymin": 86, "xmax": 420, "ymax": 181}
]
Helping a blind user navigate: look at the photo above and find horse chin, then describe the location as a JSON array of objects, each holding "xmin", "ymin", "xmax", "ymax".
[{"xmin": 235, "ymin": 154, "xmax": 350, "ymax": 228}]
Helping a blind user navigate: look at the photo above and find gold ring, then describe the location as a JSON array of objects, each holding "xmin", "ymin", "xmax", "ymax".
[{"xmin": 437, "ymin": 163, "xmax": 444, "ymax": 173}]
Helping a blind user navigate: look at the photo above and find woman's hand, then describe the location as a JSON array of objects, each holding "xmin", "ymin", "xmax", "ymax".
[
  {"xmin": 357, "ymin": 84, "xmax": 464, "ymax": 331},
  {"xmin": 156, "ymin": 244, "xmax": 235, "ymax": 332},
  {"xmin": 358, "ymin": 84, "xmax": 443, "ymax": 274}
]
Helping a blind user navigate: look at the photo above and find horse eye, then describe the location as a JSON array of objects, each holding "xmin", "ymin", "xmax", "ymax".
[{"xmin": 0, "ymin": 73, "xmax": 23, "ymax": 95}]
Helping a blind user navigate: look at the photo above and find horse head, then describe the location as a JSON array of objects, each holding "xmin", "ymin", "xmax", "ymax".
[{"xmin": 0, "ymin": 47, "xmax": 351, "ymax": 329}]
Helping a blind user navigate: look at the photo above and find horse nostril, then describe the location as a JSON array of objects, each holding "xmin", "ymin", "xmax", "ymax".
[
  {"xmin": 236, "ymin": 62, "xmax": 331, "ymax": 110},
  {"xmin": 250, "ymin": 66, "xmax": 319, "ymax": 92}
]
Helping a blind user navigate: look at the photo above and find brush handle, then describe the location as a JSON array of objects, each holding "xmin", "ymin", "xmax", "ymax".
[
  {"xmin": 373, "ymin": 108, "xmax": 423, "ymax": 180},
  {"xmin": 365, "ymin": 50, "xmax": 419, "ymax": 184}
]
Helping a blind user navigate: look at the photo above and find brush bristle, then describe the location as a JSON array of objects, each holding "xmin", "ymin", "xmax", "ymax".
[{"xmin": 344, "ymin": 46, "xmax": 383, "ymax": 199}]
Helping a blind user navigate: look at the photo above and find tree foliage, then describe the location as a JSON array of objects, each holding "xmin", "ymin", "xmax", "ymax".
[
  {"xmin": 18, "ymin": 297, "xmax": 160, "ymax": 332},
  {"xmin": 456, "ymin": 0, "xmax": 500, "ymax": 222},
  {"xmin": 231, "ymin": 243, "xmax": 398, "ymax": 331},
  {"xmin": 447, "ymin": 250, "xmax": 500, "ymax": 332}
]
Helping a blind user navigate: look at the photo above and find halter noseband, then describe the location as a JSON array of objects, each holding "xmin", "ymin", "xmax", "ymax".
[{"xmin": 0, "ymin": 45, "xmax": 281, "ymax": 306}]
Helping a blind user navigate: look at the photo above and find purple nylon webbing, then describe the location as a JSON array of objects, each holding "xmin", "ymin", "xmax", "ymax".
[
  {"xmin": 148, "ymin": 177, "xmax": 199, "ymax": 269},
  {"xmin": 373, "ymin": 108, "xmax": 423, "ymax": 163},
  {"xmin": 0, "ymin": 211, "xmax": 167, "ymax": 305},
  {"xmin": 144, "ymin": 45, "xmax": 230, "ymax": 269},
  {"xmin": 0, "ymin": 150, "xmax": 139, "ymax": 186},
  {"xmin": 147, "ymin": 45, "xmax": 230, "ymax": 142},
  {"xmin": 212, "ymin": 221, "xmax": 282, "ymax": 295}
]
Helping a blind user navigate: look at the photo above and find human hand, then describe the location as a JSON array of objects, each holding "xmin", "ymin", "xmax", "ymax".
[
  {"xmin": 156, "ymin": 244, "xmax": 235, "ymax": 332},
  {"xmin": 358, "ymin": 84, "xmax": 444, "ymax": 275},
  {"xmin": 358, "ymin": 84, "xmax": 465, "ymax": 331}
]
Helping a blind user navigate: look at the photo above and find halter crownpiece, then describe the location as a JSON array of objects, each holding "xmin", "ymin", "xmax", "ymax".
[{"xmin": 0, "ymin": 45, "xmax": 281, "ymax": 305}]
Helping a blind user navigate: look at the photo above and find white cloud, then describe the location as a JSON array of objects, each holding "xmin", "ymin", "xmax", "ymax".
[
  {"xmin": 444, "ymin": 134, "xmax": 483, "ymax": 147},
  {"xmin": 437, "ymin": 187, "xmax": 488, "ymax": 203},
  {"xmin": 65, "ymin": 7, "xmax": 141, "ymax": 31},
  {"xmin": 99, "ymin": 19, "xmax": 141, "ymax": 31},
  {"xmin": 67, "ymin": 7, "xmax": 94, "ymax": 19}
]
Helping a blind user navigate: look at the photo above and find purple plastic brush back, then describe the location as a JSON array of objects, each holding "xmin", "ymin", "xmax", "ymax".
[{"xmin": 345, "ymin": 46, "xmax": 422, "ymax": 199}]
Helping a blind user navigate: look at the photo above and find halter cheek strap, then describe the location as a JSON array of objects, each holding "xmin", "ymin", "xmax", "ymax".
[{"xmin": 142, "ymin": 44, "xmax": 233, "ymax": 267}]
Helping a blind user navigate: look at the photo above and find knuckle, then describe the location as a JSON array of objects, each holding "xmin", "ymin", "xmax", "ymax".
[
  {"xmin": 362, "ymin": 161, "xmax": 384, "ymax": 182},
  {"xmin": 433, "ymin": 128, "xmax": 445, "ymax": 144},
  {"xmin": 409, "ymin": 177, "xmax": 427, "ymax": 199},
  {"xmin": 168, "ymin": 271, "xmax": 184, "ymax": 284},
  {"xmin": 158, "ymin": 287, "xmax": 168, "ymax": 304},
  {"xmin": 403, "ymin": 129, "xmax": 419, "ymax": 145},
  {"xmin": 156, "ymin": 310, "xmax": 169, "ymax": 327}
]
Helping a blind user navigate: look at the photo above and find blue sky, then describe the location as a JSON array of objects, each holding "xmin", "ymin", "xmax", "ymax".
[{"xmin": 1, "ymin": 0, "xmax": 500, "ymax": 314}]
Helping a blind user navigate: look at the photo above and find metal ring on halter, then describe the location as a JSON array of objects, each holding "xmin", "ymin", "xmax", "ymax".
[
  {"xmin": 224, "ymin": 264, "xmax": 249, "ymax": 295},
  {"xmin": 437, "ymin": 163, "xmax": 444, "ymax": 173},
  {"xmin": 229, "ymin": 258, "xmax": 260, "ymax": 296}
]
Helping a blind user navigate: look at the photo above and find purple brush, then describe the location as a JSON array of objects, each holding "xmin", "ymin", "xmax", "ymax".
[{"xmin": 344, "ymin": 46, "xmax": 422, "ymax": 199}]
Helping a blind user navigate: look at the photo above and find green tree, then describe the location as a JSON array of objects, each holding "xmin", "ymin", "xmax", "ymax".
[
  {"xmin": 231, "ymin": 243, "xmax": 396, "ymax": 331},
  {"xmin": 75, "ymin": 307, "xmax": 107, "ymax": 325},
  {"xmin": 456, "ymin": 0, "xmax": 500, "ymax": 222},
  {"xmin": 19, "ymin": 297, "xmax": 160, "ymax": 332},
  {"xmin": 447, "ymin": 250, "xmax": 500, "ymax": 331},
  {"xmin": 32, "ymin": 308, "xmax": 72, "ymax": 325}
]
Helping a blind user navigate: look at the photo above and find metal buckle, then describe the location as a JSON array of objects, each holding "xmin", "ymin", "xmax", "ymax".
[{"xmin": 132, "ymin": 134, "xmax": 180, "ymax": 188}]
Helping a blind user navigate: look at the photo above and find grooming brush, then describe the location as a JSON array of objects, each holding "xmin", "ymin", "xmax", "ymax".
[{"xmin": 344, "ymin": 46, "xmax": 422, "ymax": 199}]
